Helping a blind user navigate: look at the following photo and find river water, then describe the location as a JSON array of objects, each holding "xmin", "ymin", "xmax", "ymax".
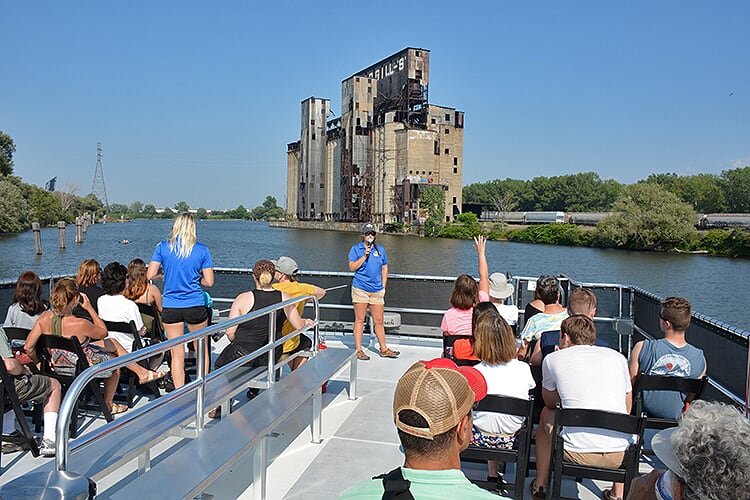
[{"xmin": 1, "ymin": 220, "xmax": 747, "ymax": 331}]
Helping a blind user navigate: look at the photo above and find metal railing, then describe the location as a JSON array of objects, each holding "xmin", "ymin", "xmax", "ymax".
[{"xmin": 53, "ymin": 294, "xmax": 319, "ymax": 473}]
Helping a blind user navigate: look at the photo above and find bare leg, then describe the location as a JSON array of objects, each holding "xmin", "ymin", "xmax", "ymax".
[
  {"xmin": 488, "ymin": 459, "xmax": 499, "ymax": 479},
  {"xmin": 289, "ymin": 356, "xmax": 308, "ymax": 371},
  {"xmin": 186, "ymin": 321, "xmax": 209, "ymax": 376},
  {"xmin": 164, "ymin": 322, "xmax": 186, "ymax": 388},
  {"xmin": 369, "ymin": 303, "xmax": 389, "ymax": 353},
  {"xmin": 102, "ymin": 369, "xmax": 121, "ymax": 408},
  {"xmin": 44, "ymin": 378, "xmax": 62, "ymax": 414},
  {"xmin": 100, "ymin": 338, "xmax": 156, "ymax": 381},
  {"xmin": 352, "ymin": 302, "xmax": 368, "ymax": 352}
]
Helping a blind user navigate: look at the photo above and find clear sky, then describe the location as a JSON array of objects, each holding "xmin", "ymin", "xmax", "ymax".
[{"xmin": 3, "ymin": 1, "xmax": 748, "ymax": 211}]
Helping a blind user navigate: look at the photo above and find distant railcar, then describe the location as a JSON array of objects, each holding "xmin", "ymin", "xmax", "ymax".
[
  {"xmin": 697, "ymin": 214, "xmax": 750, "ymax": 229},
  {"xmin": 567, "ymin": 212, "xmax": 611, "ymax": 226},
  {"xmin": 524, "ymin": 211, "xmax": 566, "ymax": 224}
]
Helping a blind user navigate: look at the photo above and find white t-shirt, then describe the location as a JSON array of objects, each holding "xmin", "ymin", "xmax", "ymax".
[
  {"xmin": 542, "ymin": 345, "xmax": 632, "ymax": 452},
  {"xmin": 98, "ymin": 294, "xmax": 144, "ymax": 353},
  {"xmin": 494, "ymin": 303, "xmax": 519, "ymax": 327},
  {"xmin": 473, "ymin": 360, "xmax": 536, "ymax": 434}
]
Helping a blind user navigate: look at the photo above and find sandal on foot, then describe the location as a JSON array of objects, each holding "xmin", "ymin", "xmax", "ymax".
[
  {"xmin": 138, "ymin": 370, "xmax": 167, "ymax": 385},
  {"xmin": 107, "ymin": 403, "xmax": 128, "ymax": 415},
  {"xmin": 208, "ymin": 407, "xmax": 221, "ymax": 419},
  {"xmin": 356, "ymin": 350, "xmax": 370, "ymax": 361},
  {"xmin": 379, "ymin": 348, "xmax": 400, "ymax": 358},
  {"xmin": 529, "ymin": 480, "xmax": 546, "ymax": 499},
  {"xmin": 602, "ymin": 488, "xmax": 622, "ymax": 500}
]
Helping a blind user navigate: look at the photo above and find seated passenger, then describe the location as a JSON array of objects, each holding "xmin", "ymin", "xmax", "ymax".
[
  {"xmin": 529, "ymin": 287, "xmax": 607, "ymax": 366},
  {"xmin": 531, "ymin": 315, "xmax": 632, "ymax": 500},
  {"xmin": 25, "ymin": 278, "xmax": 125, "ymax": 415},
  {"xmin": 442, "ymin": 236, "xmax": 490, "ymax": 359},
  {"xmin": 518, "ymin": 275, "xmax": 567, "ymax": 359},
  {"xmin": 271, "ymin": 256, "xmax": 326, "ymax": 371},
  {"xmin": 628, "ymin": 296, "xmax": 706, "ymax": 420},
  {"xmin": 524, "ymin": 287, "xmax": 545, "ymax": 322},
  {"xmin": 124, "ymin": 258, "xmax": 164, "ymax": 337},
  {"xmin": 339, "ymin": 358, "xmax": 500, "ymax": 499},
  {"xmin": 471, "ymin": 303, "xmax": 535, "ymax": 485},
  {"xmin": 72, "ymin": 259, "xmax": 105, "ymax": 321},
  {"xmin": 97, "ymin": 262, "xmax": 166, "ymax": 384},
  {"xmin": 628, "ymin": 400, "xmax": 750, "ymax": 500},
  {"xmin": 214, "ymin": 260, "xmax": 311, "ymax": 407},
  {"xmin": 4, "ymin": 270, "xmax": 49, "ymax": 330},
  {"xmin": 487, "ymin": 272, "xmax": 518, "ymax": 333},
  {"xmin": 1, "ymin": 326, "xmax": 62, "ymax": 457}
]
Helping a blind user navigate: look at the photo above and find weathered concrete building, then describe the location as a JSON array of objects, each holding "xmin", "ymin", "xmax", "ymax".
[{"xmin": 287, "ymin": 48, "xmax": 464, "ymax": 224}]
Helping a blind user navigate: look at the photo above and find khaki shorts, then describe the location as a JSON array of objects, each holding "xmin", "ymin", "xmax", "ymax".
[
  {"xmin": 351, "ymin": 287, "xmax": 385, "ymax": 305},
  {"xmin": 563, "ymin": 449, "xmax": 626, "ymax": 469}
]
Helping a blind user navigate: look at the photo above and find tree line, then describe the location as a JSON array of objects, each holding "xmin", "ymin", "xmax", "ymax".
[{"xmin": 462, "ymin": 169, "xmax": 750, "ymax": 214}]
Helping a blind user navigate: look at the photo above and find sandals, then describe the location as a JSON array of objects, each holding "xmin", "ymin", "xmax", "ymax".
[
  {"xmin": 107, "ymin": 403, "xmax": 128, "ymax": 415},
  {"xmin": 208, "ymin": 407, "xmax": 221, "ymax": 419},
  {"xmin": 138, "ymin": 370, "xmax": 167, "ymax": 385},
  {"xmin": 379, "ymin": 348, "xmax": 400, "ymax": 358},
  {"xmin": 529, "ymin": 480, "xmax": 546, "ymax": 499},
  {"xmin": 356, "ymin": 350, "xmax": 370, "ymax": 361},
  {"xmin": 602, "ymin": 488, "xmax": 622, "ymax": 500}
]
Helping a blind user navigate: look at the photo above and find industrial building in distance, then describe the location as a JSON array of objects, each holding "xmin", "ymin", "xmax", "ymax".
[{"xmin": 286, "ymin": 48, "xmax": 464, "ymax": 224}]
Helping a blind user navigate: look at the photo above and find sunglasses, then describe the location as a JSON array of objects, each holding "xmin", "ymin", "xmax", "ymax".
[{"xmin": 364, "ymin": 231, "xmax": 375, "ymax": 236}]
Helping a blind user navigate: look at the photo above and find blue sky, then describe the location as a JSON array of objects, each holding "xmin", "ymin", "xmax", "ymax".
[{"xmin": 3, "ymin": 1, "xmax": 748, "ymax": 210}]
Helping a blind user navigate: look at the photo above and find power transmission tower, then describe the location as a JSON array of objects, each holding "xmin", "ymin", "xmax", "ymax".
[{"xmin": 90, "ymin": 142, "xmax": 109, "ymax": 214}]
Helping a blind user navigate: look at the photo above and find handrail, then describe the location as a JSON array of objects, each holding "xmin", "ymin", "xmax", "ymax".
[{"xmin": 54, "ymin": 294, "xmax": 319, "ymax": 472}]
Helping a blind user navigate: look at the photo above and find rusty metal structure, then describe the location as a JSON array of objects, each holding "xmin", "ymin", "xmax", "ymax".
[{"xmin": 288, "ymin": 48, "xmax": 464, "ymax": 224}]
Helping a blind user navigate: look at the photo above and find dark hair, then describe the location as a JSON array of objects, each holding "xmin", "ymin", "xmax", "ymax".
[
  {"xmin": 536, "ymin": 275, "xmax": 560, "ymax": 305},
  {"xmin": 472, "ymin": 302, "xmax": 516, "ymax": 364},
  {"xmin": 12, "ymin": 271, "xmax": 48, "ymax": 316},
  {"xmin": 568, "ymin": 288, "xmax": 597, "ymax": 316},
  {"xmin": 396, "ymin": 409, "xmax": 456, "ymax": 456},
  {"xmin": 450, "ymin": 274, "xmax": 478, "ymax": 310},
  {"xmin": 660, "ymin": 296, "xmax": 691, "ymax": 331},
  {"xmin": 101, "ymin": 262, "xmax": 128, "ymax": 295},
  {"xmin": 561, "ymin": 314, "xmax": 597, "ymax": 345}
]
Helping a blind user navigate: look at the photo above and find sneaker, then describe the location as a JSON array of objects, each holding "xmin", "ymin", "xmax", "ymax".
[
  {"xmin": 38, "ymin": 438, "xmax": 56, "ymax": 457},
  {"xmin": 246, "ymin": 388, "xmax": 259, "ymax": 400}
]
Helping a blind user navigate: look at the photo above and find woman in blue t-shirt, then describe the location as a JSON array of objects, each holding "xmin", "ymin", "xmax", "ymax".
[
  {"xmin": 147, "ymin": 213, "xmax": 214, "ymax": 389},
  {"xmin": 347, "ymin": 222, "xmax": 399, "ymax": 361}
]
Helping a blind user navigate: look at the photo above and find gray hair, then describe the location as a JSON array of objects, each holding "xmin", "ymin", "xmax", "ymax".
[{"xmin": 672, "ymin": 400, "xmax": 750, "ymax": 499}]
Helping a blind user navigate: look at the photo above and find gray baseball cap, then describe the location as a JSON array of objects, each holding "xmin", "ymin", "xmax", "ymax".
[{"xmin": 272, "ymin": 256, "xmax": 299, "ymax": 276}]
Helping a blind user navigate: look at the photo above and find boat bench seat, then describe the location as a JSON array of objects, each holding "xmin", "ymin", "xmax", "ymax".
[{"xmin": 107, "ymin": 347, "xmax": 357, "ymax": 499}]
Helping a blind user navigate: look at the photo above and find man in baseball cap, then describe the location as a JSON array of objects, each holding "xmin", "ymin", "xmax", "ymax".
[{"xmin": 340, "ymin": 358, "xmax": 505, "ymax": 499}]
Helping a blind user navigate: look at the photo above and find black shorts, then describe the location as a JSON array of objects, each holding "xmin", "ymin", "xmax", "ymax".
[
  {"xmin": 14, "ymin": 374, "xmax": 51, "ymax": 403},
  {"xmin": 161, "ymin": 306, "xmax": 208, "ymax": 325},
  {"xmin": 284, "ymin": 334, "xmax": 313, "ymax": 356}
]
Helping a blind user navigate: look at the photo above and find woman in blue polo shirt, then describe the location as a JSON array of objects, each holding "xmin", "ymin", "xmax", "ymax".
[
  {"xmin": 347, "ymin": 222, "xmax": 399, "ymax": 361},
  {"xmin": 147, "ymin": 213, "xmax": 214, "ymax": 389}
]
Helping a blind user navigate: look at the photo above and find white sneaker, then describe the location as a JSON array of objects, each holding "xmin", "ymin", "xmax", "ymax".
[{"xmin": 38, "ymin": 438, "xmax": 55, "ymax": 457}]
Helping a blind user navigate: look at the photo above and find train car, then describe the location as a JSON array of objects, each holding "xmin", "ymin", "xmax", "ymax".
[
  {"xmin": 479, "ymin": 210, "xmax": 525, "ymax": 223},
  {"xmin": 524, "ymin": 211, "xmax": 566, "ymax": 224},
  {"xmin": 697, "ymin": 213, "xmax": 750, "ymax": 229},
  {"xmin": 567, "ymin": 212, "xmax": 611, "ymax": 226}
]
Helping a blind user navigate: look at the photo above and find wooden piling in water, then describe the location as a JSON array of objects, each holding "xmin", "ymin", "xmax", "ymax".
[
  {"xmin": 58, "ymin": 221, "xmax": 66, "ymax": 249},
  {"xmin": 32, "ymin": 222, "xmax": 42, "ymax": 255},
  {"xmin": 75, "ymin": 217, "xmax": 83, "ymax": 244}
]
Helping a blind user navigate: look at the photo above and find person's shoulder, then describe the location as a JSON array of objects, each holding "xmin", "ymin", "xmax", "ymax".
[{"xmin": 338, "ymin": 478, "xmax": 383, "ymax": 499}]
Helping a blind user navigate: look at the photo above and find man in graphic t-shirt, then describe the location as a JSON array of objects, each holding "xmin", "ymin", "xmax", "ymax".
[{"xmin": 628, "ymin": 296, "xmax": 706, "ymax": 419}]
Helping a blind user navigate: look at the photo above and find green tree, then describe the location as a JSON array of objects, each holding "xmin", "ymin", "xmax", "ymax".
[
  {"xmin": 0, "ymin": 179, "xmax": 30, "ymax": 232},
  {"xmin": 419, "ymin": 185, "xmax": 445, "ymax": 235},
  {"xmin": 130, "ymin": 201, "xmax": 143, "ymax": 215},
  {"xmin": 109, "ymin": 203, "xmax": 129, "ymax": 214},
  {"xmin": 595, "ymin": 183, "xmax": 696, "ymax": 250},
  {"xmin": 174, "ymin": 201, "xmax": 190, "ymax": 213},
  {"xmin": 720, "ymin": 166, "xmax": 750, "ymax": 213},
  {"xmin": 440, "ymin": 211, "xmax": 481, "ymax": 239},
  {"xmin": 644, "ymin": 172, "xmax": 726, "ymax": 213},
  {"xmin": 196, "ymin": 207, "xmax": 208, "ymax": 219},
  {"xmin": 142, "ymin": 204, "xmax": 157, "ymax": 218},
  {"xmin": 0, "ymin": 131, "xmax": 15, "ymax": 176},
  {"xmin": 28, "ymin": 187, "xmax": 61, "ymax": 225}
]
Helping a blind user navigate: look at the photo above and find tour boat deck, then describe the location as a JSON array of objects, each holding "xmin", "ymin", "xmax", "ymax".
[{"xmin": 0, "ymin": 330, "xmax": 665, "ymax": 499}]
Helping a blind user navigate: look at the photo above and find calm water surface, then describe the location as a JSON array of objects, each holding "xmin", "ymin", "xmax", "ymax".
[{"xmin": 1, "ymin": 220, "xmax": 747, "ymax": 330}]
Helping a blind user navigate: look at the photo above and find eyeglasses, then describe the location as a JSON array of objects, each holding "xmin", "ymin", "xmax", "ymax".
[{"xmin": 364, "ymin": 231, "xmax": 375, "ymax": 236}]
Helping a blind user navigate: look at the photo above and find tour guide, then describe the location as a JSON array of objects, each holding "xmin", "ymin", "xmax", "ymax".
[
  {"xmin": 339, "ymin": 358, "xmax": 506, "ymax": 499},
  {"xmin": 347, "ymin": 222, "xmax": 399, "ymax": 361}
]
